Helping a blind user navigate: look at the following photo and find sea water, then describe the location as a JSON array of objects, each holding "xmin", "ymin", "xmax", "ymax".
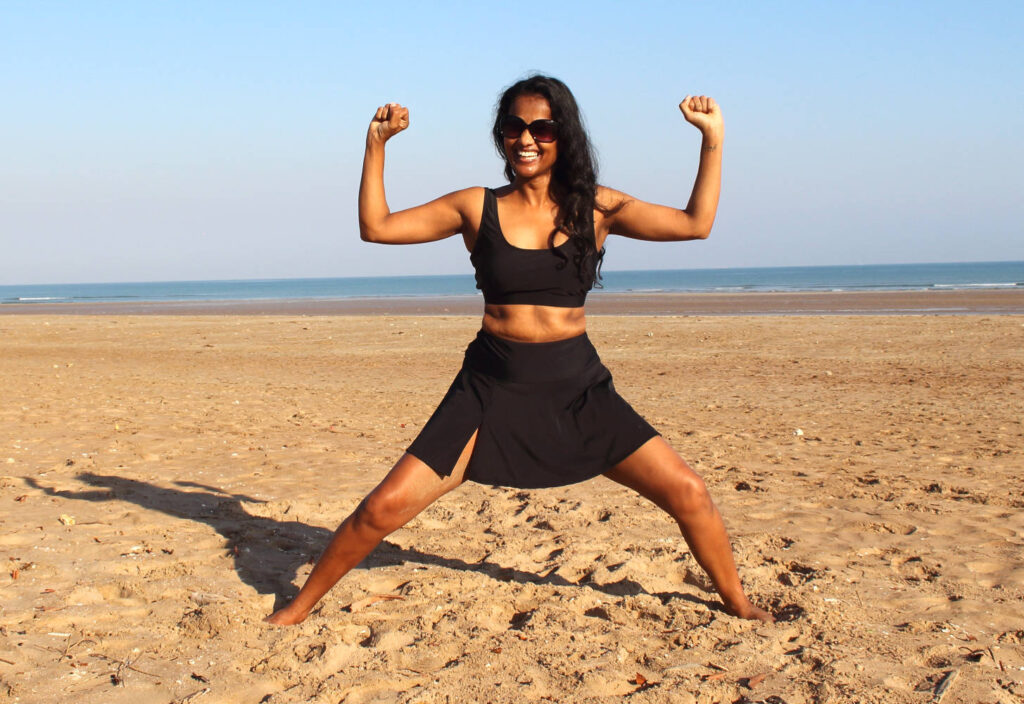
[{"xmin": 3, "ymin": 261, "xmax": 1022, "ymax": 305}]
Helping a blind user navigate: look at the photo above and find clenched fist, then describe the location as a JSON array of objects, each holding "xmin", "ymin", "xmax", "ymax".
[
  {"xmin": 368, "ymin": 103, "xmax": 410, "ymax": 145},
  {"xmin": 679, "ymin": 95, "xmax": 723, "ymax": 140}
]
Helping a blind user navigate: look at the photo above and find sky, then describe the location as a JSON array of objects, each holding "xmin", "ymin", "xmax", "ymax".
[{"xmin": 2, "ymin": 1, "xmax": 1022, "ymax": 284}]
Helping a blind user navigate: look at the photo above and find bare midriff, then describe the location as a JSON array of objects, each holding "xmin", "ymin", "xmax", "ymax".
[{"xmin": 481, "ymin": 304, "xmax": 587, "ymax": 342}]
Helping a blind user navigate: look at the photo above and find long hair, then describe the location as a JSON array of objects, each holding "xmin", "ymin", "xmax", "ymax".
[{"xmin": 492, "ymin": 74, "xmax": 607, "ymax": 286}]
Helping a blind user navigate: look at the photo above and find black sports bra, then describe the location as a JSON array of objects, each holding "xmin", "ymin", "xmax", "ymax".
[{"xmin": 471, "ymin": 188, "xmax": 599, "ymax": 307}]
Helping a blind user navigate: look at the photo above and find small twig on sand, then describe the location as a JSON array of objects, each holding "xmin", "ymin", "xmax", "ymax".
[
  {"xmin": 0, "ymin": 658, "xmax": 14, "ymax": 666},
  {"xmin": 61, "ymin": 637, "xmax": 97, "ymax": 659},
  {"xmin": 933, "ymin": 669, "xmax": 959, "ymax": 703},
  {"xmin": 119, "ymin": 655, "xmax": 161, "ymax": 680},
  {"xmin": 174, "ymin": 687, "xmax": 211, "ymax": 703},
  {"xmin": 90, "ymin": 653, "xmax": 162, "ymax": 684}
]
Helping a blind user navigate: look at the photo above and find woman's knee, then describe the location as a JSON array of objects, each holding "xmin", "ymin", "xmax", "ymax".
[
  {"xmin": 352, "ymin": 454, "xmax": 455, "ymax": 535},
  {"xmin": 667, "ymin": 464, "xmax": 714, "ymax": 517},
  {"xmin": 353, "ymin": 485, "xmax": 414, "ymax": 535}
]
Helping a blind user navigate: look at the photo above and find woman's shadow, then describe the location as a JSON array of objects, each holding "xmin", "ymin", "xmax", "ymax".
[{"xmin": 25, "ymin": 472, "xmax": 712, "ymax": 611}]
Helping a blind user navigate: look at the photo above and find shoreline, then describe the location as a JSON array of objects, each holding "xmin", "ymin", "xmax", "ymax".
[{"xmin": 2, "ymin": 288, "xmax": 1024, "ymax": 316}]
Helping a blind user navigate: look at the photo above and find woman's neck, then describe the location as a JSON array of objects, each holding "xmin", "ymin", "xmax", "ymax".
[{"xmin": 511, "ymin": 173, "xmax": 554, "ymax": 207}]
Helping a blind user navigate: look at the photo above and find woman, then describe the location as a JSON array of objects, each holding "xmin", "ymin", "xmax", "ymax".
[{"xmin": 267, "ymin": 75, "xmax": 772, "ymax": 625}]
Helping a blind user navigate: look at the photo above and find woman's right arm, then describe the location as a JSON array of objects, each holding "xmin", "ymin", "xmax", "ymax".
[{"xmin": 359, "ymin": 103, "xmax": 474, "ymax": 244}]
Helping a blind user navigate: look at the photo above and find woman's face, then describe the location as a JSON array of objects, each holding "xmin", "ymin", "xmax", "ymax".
[{"xmin": 503, "ymin": 93, "xmax": 558, "ymax": 180}]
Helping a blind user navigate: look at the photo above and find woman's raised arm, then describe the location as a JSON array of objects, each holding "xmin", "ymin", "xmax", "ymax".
[
  {"xmin": 599, "ymin": 95, "xmax": 724, "ymax": 243},
  {"xmin": 358, "ymin": 103, "xmax": 475, "ymax": 244}
]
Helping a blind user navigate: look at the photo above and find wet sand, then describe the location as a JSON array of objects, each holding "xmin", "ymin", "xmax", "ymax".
[
  {"xmin": 2, "ymin": 288, "xmax": 1024, "ymax": 316},
  {"xmin": 1, "ymin": 313, "xmax": 1022, "ymax": 703}
]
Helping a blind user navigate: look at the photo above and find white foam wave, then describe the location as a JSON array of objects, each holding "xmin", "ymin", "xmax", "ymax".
[{"xmin": 932, "ymin": 283, "xmax": 1019, "ymax": 289}]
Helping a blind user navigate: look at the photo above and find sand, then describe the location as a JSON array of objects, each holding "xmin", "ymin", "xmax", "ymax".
[{"xmin": 1, "ymin": 312, "xmax": 1022, "ymax": 703}]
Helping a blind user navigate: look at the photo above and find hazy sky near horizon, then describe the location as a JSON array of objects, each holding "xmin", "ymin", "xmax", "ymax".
[{"xmin": 3, "ymin": 1, "xmax": 1022, "ymax": 285}]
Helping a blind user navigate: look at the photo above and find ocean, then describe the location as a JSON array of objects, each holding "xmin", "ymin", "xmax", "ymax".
[{"xmin": 2, "ymin": 261, "xmax": 1022, "ymax": 305}]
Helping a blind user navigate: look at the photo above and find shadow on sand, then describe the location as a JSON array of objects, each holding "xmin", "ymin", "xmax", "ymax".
[{"xmin": 26, "ymin": 472, "xmax": 717, "ymax": 613}]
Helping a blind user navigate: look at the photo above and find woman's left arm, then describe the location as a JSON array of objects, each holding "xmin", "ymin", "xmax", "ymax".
[{"xmin": 599, "ymin": 95, "xmax": 723, "ymax": 243}]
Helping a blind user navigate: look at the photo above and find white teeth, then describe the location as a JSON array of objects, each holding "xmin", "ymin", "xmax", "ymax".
[{"xmin": 517, "ymin": 150, "xmax": 538, "ymax": 159}]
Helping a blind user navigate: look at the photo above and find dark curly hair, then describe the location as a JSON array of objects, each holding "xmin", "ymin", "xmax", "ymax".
[{"xmin": 492, "ymin": 74, "xmax": 609, "ymax": 286}]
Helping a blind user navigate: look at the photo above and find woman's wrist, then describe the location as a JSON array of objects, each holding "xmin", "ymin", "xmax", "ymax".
[
  {"xmin": 700, "ymin": 127, "xmax": 723, "ymax": 145},
  {"xmin": 700, "ymin": 129, "xmax": 723, "ymax": 153}
]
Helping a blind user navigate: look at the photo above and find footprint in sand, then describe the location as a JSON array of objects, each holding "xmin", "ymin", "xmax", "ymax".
[
  {"xmin": 963, "ymin": 560, "xmax": 1019, "ymax": 588},
  {"xmin": 529, "ymin": 543, "xmax": 565, "ymax": 564},
  {"xmin": 855, "ymin": 520, "xmax": 918, "ymax": 535},
  {"xmin": 891, "ymin": 554, "xmax": 941, "ymax": 583},
  {"xmin": 777, "ymin": 561, "xmax": 825, "ymax": 587}
]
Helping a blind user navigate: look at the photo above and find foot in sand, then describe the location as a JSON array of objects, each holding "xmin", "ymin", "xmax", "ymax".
[
  {"xmin": 264, "ymin": 603, "xmax": 310, "ymax": 626},
  {"xmin": 725, "ymin": 599, "xmax": 776, "ymax": 623}
]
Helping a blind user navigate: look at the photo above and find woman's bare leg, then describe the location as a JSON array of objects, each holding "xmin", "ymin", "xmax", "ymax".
[
  {"xmin": 266, "ymin": 432, "xmax": 477, "ymax": 625},
  {"xmin": 605, "ymin": 436, "xmax": 773, "ymax": 622}
]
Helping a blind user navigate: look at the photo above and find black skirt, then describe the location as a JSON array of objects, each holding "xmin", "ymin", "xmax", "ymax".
[{"xmin": 406, "ymin": 330, "xmax": 659, "ymax": 489}]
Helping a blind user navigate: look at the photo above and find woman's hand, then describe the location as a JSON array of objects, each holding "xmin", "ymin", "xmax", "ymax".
[
  {"xmin": 368, "ymin": 103, "xmax": 410, "ymax": 145},
  {"xmin": 679, "ymin": 95, "xmax": 723, "ymax": 139}
]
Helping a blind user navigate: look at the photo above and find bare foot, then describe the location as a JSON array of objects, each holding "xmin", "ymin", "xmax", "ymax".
[
  {"xmin": 725, "ymin": 600, "xmax": 776, "ymax": 623},
  {"xmin": 264, "ymin": 604, "xmax": 310, "ymax": 626}
]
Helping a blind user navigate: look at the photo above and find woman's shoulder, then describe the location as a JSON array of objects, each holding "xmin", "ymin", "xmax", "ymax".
[
  {"xmin": 595, "ymin": 184, "xmax": 631, "ymax": 210},
  {"xmin": 440, "ymin": 187, "xmax": 494, "ymax": 237},
  {"xmin": 443, "ymin": 186, "xmax": 488, "ymax": 201},
  {"xmin": 593, "ymin": 185, "xmax": 633, "ymax": 235},
  {"xmin": 425, "ymin": 187, "xmax": 489, "ymax": 218}
]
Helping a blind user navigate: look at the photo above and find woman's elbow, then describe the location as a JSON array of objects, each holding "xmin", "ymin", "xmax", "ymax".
[
  {"xmin": 673, "ymin": 211, "xmax": 713, "ymax": 240},
  {"xmin": 679, "ymin": 224, "xmax": 711, "ymax": 241},
  {"xmin": 691, "ymin": 215, "xmax": 716, "ymax": 240},
  {"xmin": 359, "ymin": 223, "xmax": 381, "ymax": 243}
]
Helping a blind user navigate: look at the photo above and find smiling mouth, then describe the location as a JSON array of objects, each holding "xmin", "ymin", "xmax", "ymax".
[{"xmin": 515, "ymin": 150, "xmax": 539, "ymax": 161}]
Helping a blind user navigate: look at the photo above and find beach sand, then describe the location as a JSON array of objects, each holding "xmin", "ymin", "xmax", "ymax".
[{"xmin": 1, "ymin": 312, "xmax": 1022, "ymax": 703}]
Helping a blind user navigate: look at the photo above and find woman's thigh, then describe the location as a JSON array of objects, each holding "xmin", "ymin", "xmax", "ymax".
[
  {"xmin": 603, "ymin": 436, "xmax": 708, "ymax": 517},
  {"xmin": 363, "ymin": 429, "xmax": 478, "ymax": 523}
]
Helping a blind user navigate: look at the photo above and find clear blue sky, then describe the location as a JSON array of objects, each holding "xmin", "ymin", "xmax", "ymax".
[{"xmin": 3, "ymin": 1, "xmax": 1022, "ymax": 284}]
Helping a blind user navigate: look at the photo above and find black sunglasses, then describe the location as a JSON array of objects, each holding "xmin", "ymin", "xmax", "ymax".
[{"xmin": 500, "ymin": 116, "xmax": 559, "ymax": 143}]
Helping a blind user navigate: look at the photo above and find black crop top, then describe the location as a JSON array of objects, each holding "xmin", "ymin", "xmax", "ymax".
[{"xmin": 471, "ymin": 188, "xmax": 598, "ymax": 307}]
